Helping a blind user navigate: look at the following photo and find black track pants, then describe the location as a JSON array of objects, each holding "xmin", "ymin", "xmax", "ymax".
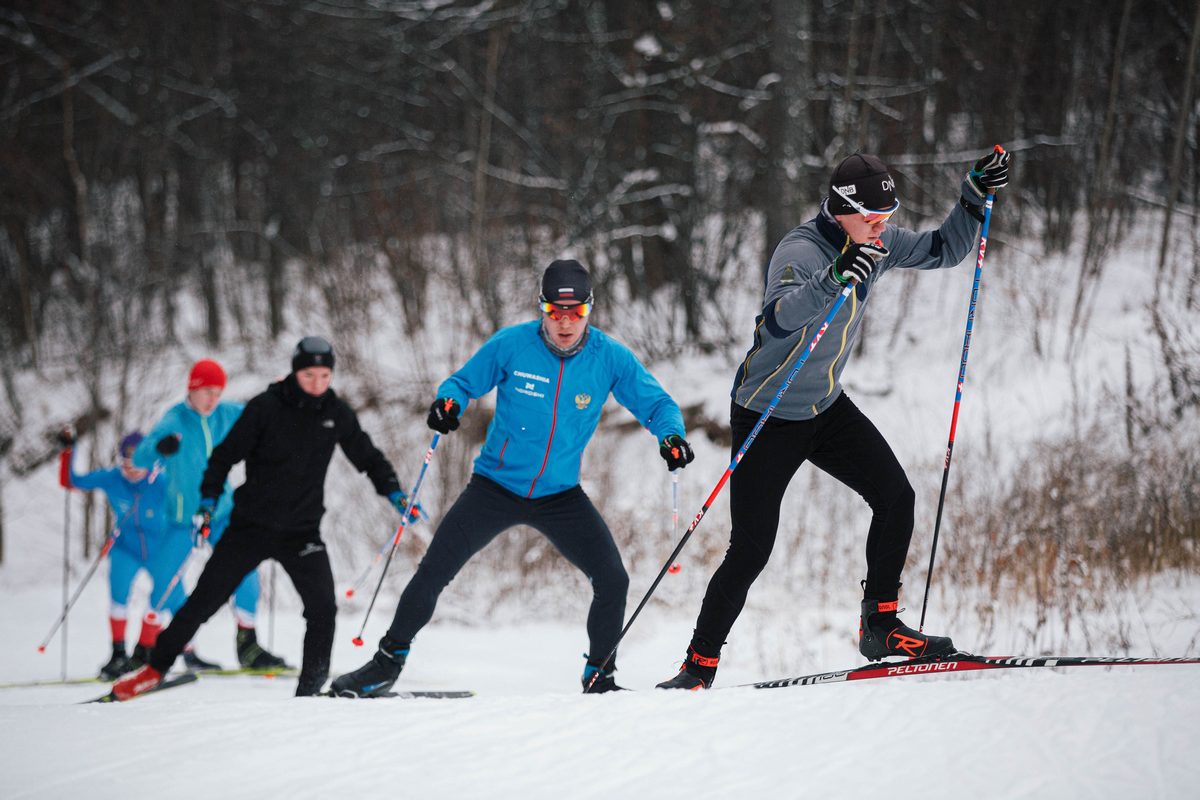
[
  {"xmin": 386, "ymin": 475, "xmax": 630, "ymax": 663},
  {"xmin": 151, "ymin": 521, "xmax": 336, "ymax": 688},
  {"xmin": 693, "ymin": 394, "xmax": 915, "ymax": 648}
]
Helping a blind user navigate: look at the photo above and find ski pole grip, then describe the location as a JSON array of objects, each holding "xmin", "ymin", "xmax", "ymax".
[{"xmin": 59, "ymin": 449, "xmax": 72, "ymax": 489}]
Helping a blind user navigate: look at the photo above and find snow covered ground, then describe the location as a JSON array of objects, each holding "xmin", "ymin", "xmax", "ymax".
[{"xmin": 3, "ymin": 571, "xmax": 1200, "ymax": 798}]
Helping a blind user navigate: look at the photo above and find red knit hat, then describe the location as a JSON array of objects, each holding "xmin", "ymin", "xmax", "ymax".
[{"xmin": 188, "ymin": 359, "xmax": 227, "ymax": 391}]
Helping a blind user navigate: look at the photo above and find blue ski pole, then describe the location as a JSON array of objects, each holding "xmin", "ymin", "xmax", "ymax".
[
  {"xmin": 587, "ymin": 270, "xmax": 868, "ymax": 688},
  {"xmin": 918, "ymin": 144, "xmax": 1004, "ymax": 630}
]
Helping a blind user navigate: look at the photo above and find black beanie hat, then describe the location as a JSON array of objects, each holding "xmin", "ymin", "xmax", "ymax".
[
  {"xmin": 540, "ymin": 259, "xmax": 593, "ymax": 304},
  {"xmin": 827, "ymin": 153, "xmax": 898, "ymax": 215},
  {"xmin": 292, "ymin": 336, "xmax": 335, "ymax": 372}
]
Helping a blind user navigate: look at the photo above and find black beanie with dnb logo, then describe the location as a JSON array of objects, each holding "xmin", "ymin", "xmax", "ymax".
[{"xmin": 827, "ymin": 153, "xmax": 898, "ymax": 215}]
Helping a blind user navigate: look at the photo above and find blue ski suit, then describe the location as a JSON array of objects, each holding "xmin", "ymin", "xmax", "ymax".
[
  {"xmin": 67, "ymin": 452, "xmax": 186, "ymax": 616},
  {"xmin": 132, "ymin": 399, "xmax": 259, "ymax": 623}
]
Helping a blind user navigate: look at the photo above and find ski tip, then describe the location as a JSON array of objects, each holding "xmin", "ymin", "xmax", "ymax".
[{"xmin": 351, "ymin": 637, "xmax": 364, "ymax": 647}]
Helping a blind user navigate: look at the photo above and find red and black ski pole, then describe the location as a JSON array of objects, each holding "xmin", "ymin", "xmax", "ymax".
[
  {"xmin": 351, "ymin": 432, "xmax": 441, "ymax": 646},
  {"xmin": 918, "ymin": 145, "xmax": 1004, "ymax": 631},
  {"xmin": 57, "ymin": 435, "xmax": 74, "ymax": 679},
  {"xmin": 146, "ymin": 512, "xmax": 213, "ymax": 623},
  {"xmin": 38, "ymin": 517, "xmax": 131, "ymax": 654},
  {"xmin": 586, "ymin": 272, "xmax": 868, "ymax": 689}
]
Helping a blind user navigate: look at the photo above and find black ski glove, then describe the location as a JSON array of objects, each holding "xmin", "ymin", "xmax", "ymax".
[
  {"xmin": 659, "ymin": 435, "xmax": 695, "ymax": 470},
  {"xmin": 56, "ymin": 426, "xmax": 76, "ymax": 448},
  {"xmin": 155, "ymin": 433, "xmax": 181, "ymax": 456},
  {"xmin": 968, "ymin": 146, "xmax": 1010, "ymax": 194},
  {"xmin": 427, "ymin": 398, "xmax": 461, "ymax": 434},
  {"xmin": 830, "ymin": 242, "xmax": 888, "ymax": 286}
]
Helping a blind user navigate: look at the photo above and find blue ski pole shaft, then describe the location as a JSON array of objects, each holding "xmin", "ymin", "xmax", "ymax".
[
  {"xmin": 352, "ymin": 433, "xmax": 441, "ymax": 646},
  {"xmin": 918, "ymin": 148, "xmax": 1003, "ymax": 631},
  {"xmin": 588, "ymin": 277, "xmax": 861, "ymax": 686}
]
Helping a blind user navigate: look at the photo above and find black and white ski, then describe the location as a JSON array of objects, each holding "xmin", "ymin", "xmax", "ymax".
[
  {"xmin": 742, "ymin": 652, "xmax": 1200, "ymax": 690},
  {"xmin": 326, "ymin": 688, "xmax": 474, "ymax": 699},
  {"xmin": 84, "ymin": 672, "xmax": 199, "ymax": 703}
]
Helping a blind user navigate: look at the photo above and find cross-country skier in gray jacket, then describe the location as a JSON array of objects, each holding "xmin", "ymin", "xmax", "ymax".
[{"xmin": 658, "ymin": 148, "xmax": 1011, "ymax": 690}]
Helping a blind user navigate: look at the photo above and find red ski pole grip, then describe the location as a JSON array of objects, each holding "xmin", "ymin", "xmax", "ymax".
[{"xmin": 58, "ymin": 449, "xmax": 72, "ymax": 489}]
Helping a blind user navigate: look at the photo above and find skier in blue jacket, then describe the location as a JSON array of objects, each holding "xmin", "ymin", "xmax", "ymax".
[
  {"xmin": 131, "ymin": 359, "xmax": 286, "ymax": 671},
  {"xmin": 332, "ymin": 259, "xmax": 695, "ymax": 696},
  {"xmin": 61, "ymin": 430, "xmax": 179, "ymax": 679}
]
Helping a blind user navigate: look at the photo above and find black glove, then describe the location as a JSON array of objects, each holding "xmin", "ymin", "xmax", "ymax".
[
  {"xmin": 56, "ymin": 426, "xmax": 76, "ymax": 448},
  {"xmin": 155, "ymin": 433, "xmax": 181, "ymax": 456},
  {"xmin": 830, "ymin": 242, "xmax": 888, "ymax": 285},
  {"xmin": 659, "ymin": 435, "xmax": 695, "ymax": 470},
  {"xmin": 969, "ymin": 146, "xmax": 1010, "ymax": 194},
  {"xmin": 192, "ymin": 499, "xmax": 215, "ymax": 546},
  {"xmin": 427, "ymin": 398, "xmax": 461, "ymax": 434}
]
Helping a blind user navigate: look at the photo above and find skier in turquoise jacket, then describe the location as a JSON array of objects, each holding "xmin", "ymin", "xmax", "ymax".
[
  {"xmin": 131, "ymin": 358, "xmax": 286, "ymax": 671},
  {"xmin": 332, "ymin": 259, "xmax": 695, "ymax": 697}
]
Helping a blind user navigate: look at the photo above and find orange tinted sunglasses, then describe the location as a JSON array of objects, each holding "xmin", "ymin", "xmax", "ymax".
[{"xmin": 539, "ymin": 297, "xmax": 592, "ymax": 321}]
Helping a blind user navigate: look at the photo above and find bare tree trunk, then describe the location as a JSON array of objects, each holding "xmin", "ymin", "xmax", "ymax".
[
  {"xmin": 1070, "ymin": 0, "xmax": 1134, "ymax": 347},
  {"xmin": 472, "ymin": 26, "xmax": 507, "ymax": 333},
  {"xmin": 765, "ymin": 0, "xmax": 813, "ymax": 265},
  {"xmin": 1156, "ymin": 0, "xmax": 1200, "ymax": 283}
]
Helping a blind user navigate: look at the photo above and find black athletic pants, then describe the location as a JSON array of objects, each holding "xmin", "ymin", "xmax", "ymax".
[
  {"xmin": 150, "ymin": 521, "xmax": 336, "ymax": 689},
  {"xmin": 692, "ymin": 394, "xmax": 915, "ymax": 651},
  {"xmin": 386, "ymin": 474, "xmax": 630, "ymax": 665}
]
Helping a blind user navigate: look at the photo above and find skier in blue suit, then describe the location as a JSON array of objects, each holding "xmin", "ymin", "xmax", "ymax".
[
  {"xmin": 332, "ymin": 259, "xmax": 696, "ymax": 697},
  {"xmin": 131, "ymin": 358, "xmax": 286, "ymax": 670},
  {"xmin": 62, "ymin": 430, "xmax": 179, "ymax": 679}
]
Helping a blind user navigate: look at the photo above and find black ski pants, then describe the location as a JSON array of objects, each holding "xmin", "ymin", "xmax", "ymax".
[
  {"xmin": 692, "ymin": 394, "xmax": 915, "ymax": 650},
  {"xmin": 150, "ymin": 520, "xmax": 336, "ymax": 690},
  {"xmin": 386, "ymin": 474, "xmax": 630, "ymax": 665}
]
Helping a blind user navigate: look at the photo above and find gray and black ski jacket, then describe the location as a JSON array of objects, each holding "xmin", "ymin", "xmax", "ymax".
[{"xmin": 731, "ymin": 177, "xmax": 986, "ymax": 420}]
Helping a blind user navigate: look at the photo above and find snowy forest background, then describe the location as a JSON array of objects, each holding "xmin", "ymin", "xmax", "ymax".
[{"xmin": 1, "ymin": 0, "xmax": 1199, "ymax": 661}]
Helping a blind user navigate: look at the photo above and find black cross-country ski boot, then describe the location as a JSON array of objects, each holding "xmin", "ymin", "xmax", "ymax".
[
  {"xmin": 98, "ymin": 643, "xmax": 132, "ymax": 680},
  {"xmin": 128, "ymin": 642, "xmax": 151, "ymax": 671},
  {"xmin": 656, "ymin": 644, "xmax": 719, "ymax": 690},
  {"xmin": 582, "ymin": 659, "xmax": 626, "ymax": 693},
  {"xmin": 237, "ymin": 628, "xmax": 291, "ymax": 671},
  {"xmin": 329, "ymin": 637, "xmax": 408, "ymax": 698},
  {"xmin": 858, "ymin": 599, "xmax": 955, "ymax": 661},
  {"xmin": 182, "ymin": 646, "xmax": 223, "ymax": 672}
]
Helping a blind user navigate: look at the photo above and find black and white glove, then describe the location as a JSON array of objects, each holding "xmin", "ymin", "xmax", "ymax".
[
  {"xmin": 659, "ymin": 435, "xmax": 695, "ymax": 470},
  {"xmin": 192, "ymin": 498, "xmax": 216, "ymax": 546},
  {"xmin": 830, "ymin": 242, "xmax": 888, "ymax": 286},
  {"xmin": 969, "ymin": 146, "xmax": 1010, "ymax": 194},
  {"xmin": 155, "ymin": 433, "xmax": 181, "ymax": 456},
  {"xmin": 427, "ymin": 398, "xmax": 461, "ymax": 434}
]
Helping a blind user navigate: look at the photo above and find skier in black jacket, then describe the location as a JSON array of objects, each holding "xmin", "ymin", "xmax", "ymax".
[{"xmin": 111, "ymin": 337, "xmax": 410, "ymax": 699}]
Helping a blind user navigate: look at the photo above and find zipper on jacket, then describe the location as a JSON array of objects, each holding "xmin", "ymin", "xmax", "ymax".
[{"xmin": 527, "ymin": 359, "xmax": 566, "ymax": 497}]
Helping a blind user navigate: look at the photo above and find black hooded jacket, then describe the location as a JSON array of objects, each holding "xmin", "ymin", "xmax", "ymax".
[{"xmin": 200, "ymin": 374, "xmax": 401, "ymax": 531}]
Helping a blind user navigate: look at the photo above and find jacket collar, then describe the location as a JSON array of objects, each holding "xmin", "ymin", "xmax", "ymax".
[
  {"xmin": 814, "ymin": 198, "xmax": 851, "ymax": 249},
  {"xmin": 275, "ymin": 373, "xmax": 332, "ymax": 410}
]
